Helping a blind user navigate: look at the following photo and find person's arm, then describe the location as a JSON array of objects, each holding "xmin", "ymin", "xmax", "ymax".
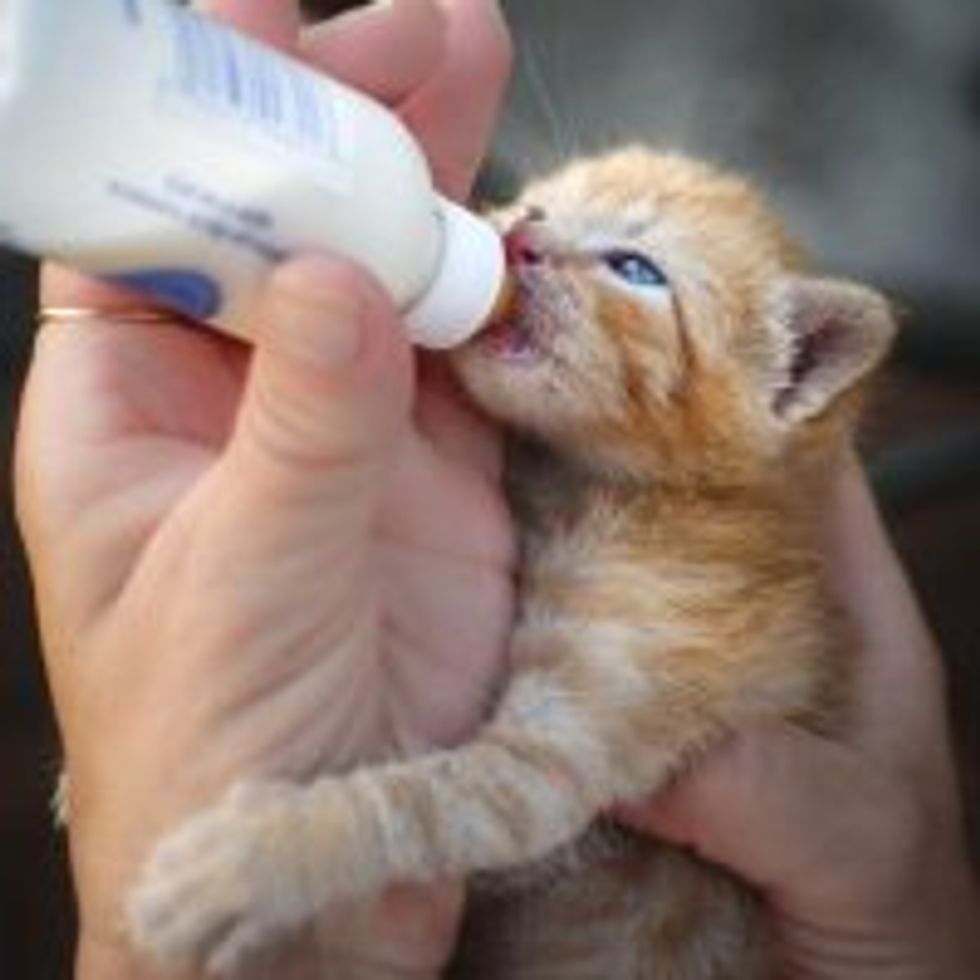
[
  {"xmin": 16, "ymin": 1, "xmax": 512, "ymax": 977},
  {"xmin": 622, "ymin": 459, "xmax": 980, "ymax": 978}
]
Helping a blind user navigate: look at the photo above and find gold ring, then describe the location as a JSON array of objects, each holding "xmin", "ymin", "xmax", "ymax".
[{"xmin": 36, "ymin": 306, "xmax": 177, "ymax": 326}]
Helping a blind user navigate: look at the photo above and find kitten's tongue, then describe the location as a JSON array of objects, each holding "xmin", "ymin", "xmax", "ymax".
[
  {"xmin": 482, "ymin": 314, "xmax": 539, "ymax": 361},
  {"xmin": 478, "ymin": 274, "xmax": 541, "ymax": 362}
]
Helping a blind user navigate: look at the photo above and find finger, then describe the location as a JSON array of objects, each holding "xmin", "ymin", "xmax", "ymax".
[
  {"xmin": 225, "ymin": 255, "xmax": 413, "ymax": 522},
  {"xmin": 300, "ymin": 0, "xmax": 448, "ymax": 104},
  {"xmin": 414, "ymin": 354, "xmax": 504, "ymax": 480},
  {"xmin": 194, "ymin": 0, "xmax": 304, "ymax": 51},
  {"xmin": 365, "ymin": 883, "xmax": 465, "ymax": 972},
  {"xmin": 399, "ymin": 0, "xmax": 513, "ymax": 198},
  {"xmin": 617, "ymin": 727, "xmax": 921, "ymax": 919},
  {"xmin": 39, "ymin": 264, "xmax": 157, "ymax": 312},
  {"xmin": 823, "ymin": 457, "xmax": 955, "ymax": 788}
]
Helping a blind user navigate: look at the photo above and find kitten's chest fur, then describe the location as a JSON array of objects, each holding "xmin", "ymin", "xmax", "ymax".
[
  {"xmin": 504, "ymin": 437, "xmax": 594, "ymax": 548},
  {"xmin": 451, "ymin": 438, "xmax": 838, "ymax": 979},
  {"xmin": 453, "ymin": 834, "xmax": 767, "ymax": 980}
]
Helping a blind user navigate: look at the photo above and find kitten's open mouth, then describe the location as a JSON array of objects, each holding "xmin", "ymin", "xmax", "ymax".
[
  {"xmin": 478, "ymin": 273, "xmax": 558, "ymax": 366},
  {"xmin": 480, "ymin": 310, "xmax": 545, "ymax": 365}
]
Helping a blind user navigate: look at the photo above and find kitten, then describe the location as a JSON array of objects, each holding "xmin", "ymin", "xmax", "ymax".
[{"xmin": 127, "ymin": 147, "xmax": 895, "ymax": 977}]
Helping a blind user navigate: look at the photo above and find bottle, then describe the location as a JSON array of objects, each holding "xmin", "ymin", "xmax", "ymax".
[{"xmin": 0, "ymin": 0, "xmax": 506, "ymax": 349}]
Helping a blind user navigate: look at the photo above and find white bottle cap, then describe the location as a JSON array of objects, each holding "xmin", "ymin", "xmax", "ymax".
[{"xmin": 404, "ymin": 197, "xmax": 506, "ymax": 350}]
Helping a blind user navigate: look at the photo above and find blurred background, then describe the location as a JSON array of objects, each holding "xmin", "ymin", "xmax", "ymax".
[{"xmin": 1, "ymin": 0, "xmax": 978, "ymax": 974}]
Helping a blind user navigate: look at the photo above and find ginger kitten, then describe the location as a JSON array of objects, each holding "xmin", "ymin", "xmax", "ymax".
[{"xmin": 127, "ymin": 147, "xmax": 896, "ymax": 977}]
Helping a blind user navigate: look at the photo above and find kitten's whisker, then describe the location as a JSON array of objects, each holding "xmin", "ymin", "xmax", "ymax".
[
  {"xmin": 550, "ymin": 22, "xmax": 585, "ymax": 158},
  {"xmin": 501, "ymin": 105, "xmax": 556, "ymax": 180},
  {"xmin": 520, "ymin": 34, "xmax": 574, "ymax": 167}
]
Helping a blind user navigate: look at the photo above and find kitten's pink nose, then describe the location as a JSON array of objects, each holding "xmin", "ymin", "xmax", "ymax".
[{"xmin": 504, "ymin": 225, "xmax": 545, "ymax": 267}]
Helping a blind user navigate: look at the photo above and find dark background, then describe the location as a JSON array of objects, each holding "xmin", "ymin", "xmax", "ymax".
[{"xmin": 2, "ymin": 0, "xmax": 978, "ymax": 975}]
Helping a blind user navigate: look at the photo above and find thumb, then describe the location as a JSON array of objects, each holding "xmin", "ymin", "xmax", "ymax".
[
  {"xmin": 617, "ymin": 728, "xmax": 910, "ymax": 912},
  {"xmin": 227, "ymin": 254, "xmax": 413, "ymax": 511}
]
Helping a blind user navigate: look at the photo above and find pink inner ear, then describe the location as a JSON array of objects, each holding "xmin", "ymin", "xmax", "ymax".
[
  {"xmin": 775, "ymin": 316, "xmax": 851, "ymax": 417},
  {"xmin": 772, "ymin": 276, "xmax": 896, "ymax": 422},
  {"xmin": 790, "ymin": 316, "xmax": 843, "ymax": 385}
]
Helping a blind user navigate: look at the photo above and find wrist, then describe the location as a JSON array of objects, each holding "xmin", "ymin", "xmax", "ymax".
[
  {"xmin": 77, "ymin": 933, "xmax": 167, "ymax": 980},
  {"xmin": 77, "ymin": 931, "xmax": 355, "ymax": 980},
  {"xmin": 77, "ymin": 920, "xmax": 453, "ymax": 980}
]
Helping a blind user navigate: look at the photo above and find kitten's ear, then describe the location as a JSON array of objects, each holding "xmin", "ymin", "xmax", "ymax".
[{"xmin": 772, "ymin": 276, "xmax": 896, "ymax": 424}]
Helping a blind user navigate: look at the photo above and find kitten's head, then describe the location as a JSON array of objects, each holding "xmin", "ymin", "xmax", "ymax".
[{"xmin": 452, "ymin": 147, "xmax": 895, "ymax": 486}]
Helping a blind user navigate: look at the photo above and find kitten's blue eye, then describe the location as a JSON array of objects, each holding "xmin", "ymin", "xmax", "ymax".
[{"xmin": 602, "ymin": 250, "xmax": 668, "ymax": 288}]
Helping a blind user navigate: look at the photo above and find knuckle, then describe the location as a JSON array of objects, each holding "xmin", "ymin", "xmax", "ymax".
[{"xmin": 239, "ymin": 385, "xmax": 375, "ymax": 479}]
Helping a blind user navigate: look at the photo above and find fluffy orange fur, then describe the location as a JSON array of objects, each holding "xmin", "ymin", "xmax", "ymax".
[{"xmin": 126, "ymin": 148, "xmax": 896, "ymax": 978}]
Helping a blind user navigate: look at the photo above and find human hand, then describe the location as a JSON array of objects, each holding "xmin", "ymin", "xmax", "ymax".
[
  {"xmin": 621, "ymin": 459, "xmax": 980, "ymax": 978},
  {"xmin": 15, "ymin": 1, "xmax": 512, "ymax": 977}
]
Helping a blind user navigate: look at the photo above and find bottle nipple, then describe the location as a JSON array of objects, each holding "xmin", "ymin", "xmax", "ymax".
[{"xmin": 487, "ymin": 272, "xmax": 518, "ymax": 325}]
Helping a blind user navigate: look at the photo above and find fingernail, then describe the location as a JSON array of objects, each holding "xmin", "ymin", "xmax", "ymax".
[{"xmin": 271, "ymin": 266, "xmax": 364, "ymax": 370}]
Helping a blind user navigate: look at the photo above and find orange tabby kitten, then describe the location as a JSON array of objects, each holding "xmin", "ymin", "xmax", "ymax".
[{"xmin": 127, "ymin": 147, "xmax": 895, "ymax": 977}]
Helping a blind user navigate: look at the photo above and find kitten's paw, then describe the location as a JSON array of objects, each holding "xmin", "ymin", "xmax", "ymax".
[{"xmin": 127, "ymin": 780, "xmax": 320, "ymax": 976}]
